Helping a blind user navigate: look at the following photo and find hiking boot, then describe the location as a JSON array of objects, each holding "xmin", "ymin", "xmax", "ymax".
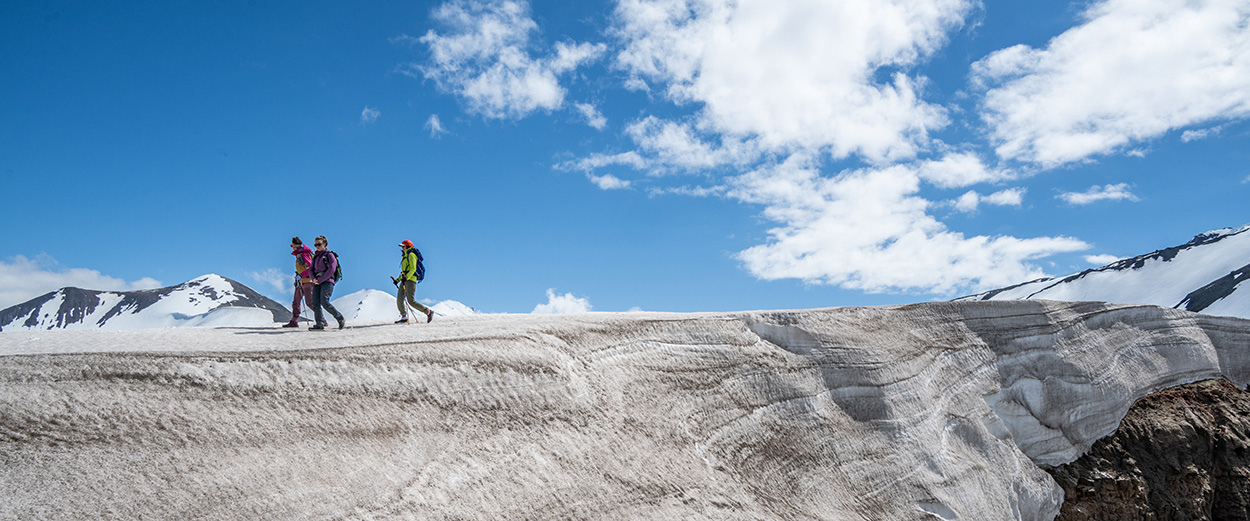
[
  {"xmin": 282, "ymin": 323, "xmax": 299, "ymax": 328},
  {"xmin": 337, "ymin": 319, "xmax": 346, "ymax": 330},
  {"xmin": 309, "ymin": 325, "xmax": 325, "ymax": 331},
  {"xmin": 395, "ymin": 317, "xmax": 409, "ymax": 324},
  {"xmin": 425, "ymin": 308, "xmax": 434, "ymax": 323}
]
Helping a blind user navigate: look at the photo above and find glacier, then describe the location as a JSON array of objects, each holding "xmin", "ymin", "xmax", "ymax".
[{"xmin": 1, "ymin": 300, "xmax": 1248, "ymax": 520}]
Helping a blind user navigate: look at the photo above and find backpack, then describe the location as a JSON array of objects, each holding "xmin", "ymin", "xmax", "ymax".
[
  {"xmin": 412, "ymin": 248, "xmax": 425, "ymax": 282},
  {"xmin": 329, "ymin": 251, "xmax": 343, "ymax": 282}
]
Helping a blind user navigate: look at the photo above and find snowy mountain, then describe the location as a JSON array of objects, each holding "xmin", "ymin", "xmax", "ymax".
[
  {"xmin": 2, "ymin": 302, "xmax": 1248, "ymax": 519},
  {"xmin": 959, "ymin": 224, "xmax": 1250, "ymax": 319},
  {"xmin": 332, "ymin": 288, "xmax": 478, "ymax": 322},
  {"xmin": 0, "ymin": 274, "xmax": 291, "ymax": 331}
]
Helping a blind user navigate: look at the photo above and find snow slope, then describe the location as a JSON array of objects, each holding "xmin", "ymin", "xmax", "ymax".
[
  {"xmin": 0, "ymin": 274, "xmax": 292, "ymax": 331},
  {"xmin": 2, "ymin": 301, "xmax": 1247, "ymax": 520},
  {"xmin": 332, "ymin": 289, "xmax": 477, "ymax": 322},
  {"xmin": 960, "ymin": 225, "xmax": 1250, "ymax": 319}
]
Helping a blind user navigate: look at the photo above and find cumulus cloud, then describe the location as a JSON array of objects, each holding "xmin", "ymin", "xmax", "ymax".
[
  {"xmin": 532, "ymin": 288, "xmax": 593, "ymax": 314},
  {"xmin": 419, "ymin": 0, "xmax": 1120, "ymax": 296},
  {"xmin": 247, "ymin": 268, "xmax": 292, "ymax": 297},
  {"xmin": 416, "ymin": 0, "xmax": 606, "ymax": 119},
  {"xmin": 425, "ymin": 114, "xmax": 448, "ymax": 137},
  {"xmin": 1084, "ymin": 254, "xmax": 1122, "ymax": 265},
  {"xmin": 729, "ymin": 158, "xmax": 1087, "ymax": 295},
  {"xmin": 1058, "ymin": 183, "xmax": 1140, "ymax": 205},
  {"xmin": 0, "ymin": 255, "xmax": 162, "ymax": 309},
  {"xmin": 951, "ymin": 188, "xmax": 1024, "ymax": 213},
  {"xmin": 612, "ymin": 0, "xmax": 972, "ymax": 162},
  {"xmin": 588, "ymin": 173, "xmax": 631, "ymax": 190},
  {"xmin": 574, "ymin": 102, "xmax": 608, "ymax": 130},
  {"xmin": 988, "ymin": 188, "xmax": 1025, "ymax": 205},
  {"xmin": 556, "ymin": 151, "xmax": 648, "ymax": 173},
  {"xmin": 916, "ymin": 152, "xmax": 1015, "ymax": 189},
  {"xmin": 974, "ymin": 0, "xmax": 1250, "ymax": 166},
  {"xmin": 1181, "ymin": 125, "xmax": 1225, "ymax": 143},
  {"xmin": 361, "ymin": 107, "xmax": 381, "ymax": 125}
]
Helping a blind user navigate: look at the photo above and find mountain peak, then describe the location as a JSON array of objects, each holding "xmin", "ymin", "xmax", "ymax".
[
  {"xmin": 0, "ymin": 275, "xmax": 291, "ymax": 331},
  {"xmin": 960, "ymin": 223, "xmax": 1250, "ymax": 319}
]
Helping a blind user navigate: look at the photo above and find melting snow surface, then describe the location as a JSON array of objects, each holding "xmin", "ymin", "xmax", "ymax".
[{"xmin": 2, "ymin": 301, "xmax": 1248, "ymax": 520}]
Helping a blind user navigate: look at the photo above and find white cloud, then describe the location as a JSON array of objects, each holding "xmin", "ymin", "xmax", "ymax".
[
  {"xmin": 556, "ymin": 151, "xmax": 648, "ymax": 173},
  {"xmin": 647, "ymin": 184, "xmax": 726, "ymax": 198},
  {"xmin": 1084, "ymin": 254, "xmax": 1121, "ymax": 265},
  {"xmin": 414, "ymin": 0, "xmax": 1116, "ymax": 296},
  {"xmin": 425, "ymin": 114, "xmax": 448, "ymax": 137},
  {"xmin": 974, "ymin": 0, "xmax": 1250, "ymax": 166},
  {"xmin": 361, "ymin": 107, "xmax": 381, "ymax": 124},
  {"xmin": 1181, "ymin": 125, "xmax": 1225, "ymax": 142},
  {"xmin": 0, "ymin": 255, "xmax": 162, "ymax": 310},
  {"xmin": 729, "ymin": 158, "xmax": 1088, "ymax": 295},
  {"xmin": 984, "ymin": 187, "xmax": 1025, "ymax": 206},
  {"xmin": 574, "ymin": 102, "xmax": 608, "ymax": 130},
  {"xmin": 1243, "ymin": 174, "xmax": 1250, "ymax": 184},
  {"xmin": 417, "ymin": 0, "xmax": 606, "ymax": 119},
  {"xmin": 953, "ymin": 191, "xmax": 981, "ymax": 213},
  {"xmin": 952, "ymin": 188, "xmax": 1023, "ymax": 213},
  {"xmin": 916, "ymin": 152, "xmax": 1014, "ymax": 189},
  {"xmin": 622, "ymin": 116, "xmax": 763, "ymax": 173},
  {"xmin": 532, "ymin": 288, "xmax": 593, "ymax": 314},
  {"xmin": 247, "ymin": 268, "xmax": 292, "ymax": 298},
  {"xmin": 612, "ymin": 0, "xmax": 973, "ymax": 162},
  {"xmin": 1057, "ymin": 183, "xmax": 1140, "ymax": 205},
  {"xmin": 588, "ymin": 173, "xmax": 632, "ymax": 190}
]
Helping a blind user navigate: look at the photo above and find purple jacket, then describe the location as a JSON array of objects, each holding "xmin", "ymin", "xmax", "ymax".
[
  {"xmin": 312, "ymin": 249, "xmax": 338, "ymax": 285},
  {"xmin": 291, "ymin": 245, "xmax": 313, "ymax": 282}
]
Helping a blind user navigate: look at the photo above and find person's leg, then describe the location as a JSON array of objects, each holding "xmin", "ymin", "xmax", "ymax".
[
  {"xmin": 396, "ymin": 282, "xmax": 408, "ymax": 318},
  {"xmin": 300, "ymin": 283, "xmax": 317, "ymax": 323},
  {"xmin": 322, "ymin": 283, "xmax": 344, "ymax": 328},
  {"xmin": 404, "ymin": 280, "xmax": 431, "ymax": 314},
  {"xmin": 311, "ymin": 284, "xmax": 325, "ymax": 328},
  {"xmin": 287, "ymin": 283, "xmax": 303, "ymax": 325}
]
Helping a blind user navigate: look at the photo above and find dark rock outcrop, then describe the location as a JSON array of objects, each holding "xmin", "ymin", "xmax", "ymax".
[{"xmin": 1048, "ymin": 379, "xmax": 1250, "ymax": 521}]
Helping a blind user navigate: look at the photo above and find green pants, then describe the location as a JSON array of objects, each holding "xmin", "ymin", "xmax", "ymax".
[{"xmin": 396, "ymin": 280, "xmax": 430, "ymax": 316}]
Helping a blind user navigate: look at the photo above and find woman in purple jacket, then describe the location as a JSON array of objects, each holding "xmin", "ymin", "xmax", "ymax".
[{"xmin": 310, "ymin": 235, "xmax": 345, "ymax": 330}]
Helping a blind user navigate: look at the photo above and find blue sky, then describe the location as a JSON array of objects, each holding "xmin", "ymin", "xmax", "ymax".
[{"xmin": 2, "ymin": 0, "xmax": 1248, "ymax": 314}]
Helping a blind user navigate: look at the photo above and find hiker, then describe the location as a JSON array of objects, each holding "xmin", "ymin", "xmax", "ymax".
[
  {"xmin": 395, "ymin": 239, "xmax": 433, "ymax": 323},
  {"xmin": 283, "ymin": 237, "xmax": 315, "ymax": 328},
  {"xmin": 310, "ymin": 235, "xmax": 345, "ymax": 330}
]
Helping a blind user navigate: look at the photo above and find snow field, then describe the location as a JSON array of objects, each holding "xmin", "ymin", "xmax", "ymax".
[{"xmin": 2, "ymin": 301, "xmax": 1248, "ymax": 520}]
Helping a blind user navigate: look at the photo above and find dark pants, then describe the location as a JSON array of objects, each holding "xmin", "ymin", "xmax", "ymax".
[
  {"xmin": 312, "ymin": 282, "xmax": 344, "ymax": 327},
  {"xmin": 288, "ymin": 281, "xmax": 315, "ymax": 325}
]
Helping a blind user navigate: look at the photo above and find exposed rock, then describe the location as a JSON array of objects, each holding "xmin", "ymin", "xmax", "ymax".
[{"xmin": 1048, "ymin": 379, "xmax": 1250, "ymax": 521}]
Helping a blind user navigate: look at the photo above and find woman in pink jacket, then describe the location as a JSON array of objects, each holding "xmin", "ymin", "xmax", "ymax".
[{"xmin": 283, "ymin": 237, "xmax": 315, "ymax": 328}]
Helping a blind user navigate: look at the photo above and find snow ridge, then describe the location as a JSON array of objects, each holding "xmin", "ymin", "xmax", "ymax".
[
  {"xmin": 0, "ymin": 274, "xmax": 292, "ymax": 331},
  {"xmin": 2, "ymin": 301, "xmax": 1247, "ymax": 520},
  {"xmin": 960, "ymin": 224, "xmax": 1250, "ymax": 318}
]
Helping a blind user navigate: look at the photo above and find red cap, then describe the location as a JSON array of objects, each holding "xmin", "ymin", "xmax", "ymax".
[{"xmin": 400, "ymin": 240, "xmax": 414, "ymax": 248}]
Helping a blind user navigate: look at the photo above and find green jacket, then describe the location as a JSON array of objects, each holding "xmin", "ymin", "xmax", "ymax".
[{"xmin": 399, "ymin": 248, "xmax": 421, "ymax": 282}]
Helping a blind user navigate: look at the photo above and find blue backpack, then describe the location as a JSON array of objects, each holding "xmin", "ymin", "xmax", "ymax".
[{"xmin": 411, "ymin": 248, "xmax": 425, "ymax": 282}]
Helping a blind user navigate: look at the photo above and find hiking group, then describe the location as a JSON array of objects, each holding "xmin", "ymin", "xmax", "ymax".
[{"xmin": 283, "ymin": 236, "xmax": 431, "ymax": 330}]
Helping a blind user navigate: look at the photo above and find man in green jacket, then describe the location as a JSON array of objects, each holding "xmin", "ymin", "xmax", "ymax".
[{"xmin": 395, "ymin": 240, "xmax": 434, "ymax": 323}]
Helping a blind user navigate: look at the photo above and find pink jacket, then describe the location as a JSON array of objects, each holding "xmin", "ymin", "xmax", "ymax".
[{"xmin": 292, "ymin": 245, "xmax": 313, "ymax": 283}]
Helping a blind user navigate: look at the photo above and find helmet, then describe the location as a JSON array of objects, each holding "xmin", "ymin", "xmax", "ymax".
[{"xmin": 400, "ymin": 240, "xmax": 414, "ymax": 248}]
